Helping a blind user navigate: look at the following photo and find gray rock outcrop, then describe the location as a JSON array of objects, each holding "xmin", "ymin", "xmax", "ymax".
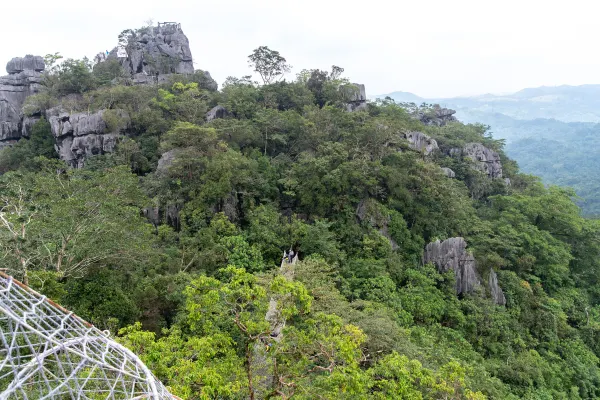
[
  {"xmin": 356, "ymin": 199, "xmax": 399, "ymax": 250},
  {"xmin": 418, "ymin": 104, "xmax": 457, "ymax": 126},
  {"xmin": 342, "ymin": 83, "xmax": 368, "ymax": 112},
  {"xmin": 156, "ymin": 149, "xmax": 179, "ymax": 175},
  {"xmin": 404, "ymin": 131, "xmax": 438, "ymax": 155},
  {"xmin": 48, "ymin": 109, "xmax": 129, "ymax": 168},
  {"xmin": 423, "ymin": 237, "xmax": 506, "ymax": 305},
  {"xmin": 424, "ymin": 237, "xmax": 481, "ymax": 295},
  {"xmin": 206, "ymin": 105, "xmax": 229, "ymax": 122},
  {"xmin": 441, "ymin": 167, "xmax": 456, "ymax": 178},
  {"xmin": 462, "ymin": 143, "xmax": 503, "ymax": 178},
  {"xmin": 0, "ymin": 55, "xmax": 45, "ymax": 142},
  {"xmin": 6, "ymin": 56, "xmax": 45, "ymax": 74},
  {"xmin": 104, "ymin": 22, "xmax": 194, "ymax": 84},
  {"xmin": 124, "ymin": 22, "xmax": 192, "ymax": 75},
  {"xmin": 488, "ymin": 269, "xmax": 506, "ymax": 305}
]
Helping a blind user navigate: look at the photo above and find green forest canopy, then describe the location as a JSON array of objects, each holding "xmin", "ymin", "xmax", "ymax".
[{"xmin": 1, "ymin": 45, "xmax": 600, "ymax": 399}]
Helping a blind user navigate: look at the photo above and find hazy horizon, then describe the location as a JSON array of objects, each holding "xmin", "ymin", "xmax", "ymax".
[{"xmin": 2, "ymin": 0, "xmax": 599, "ymax": 98}]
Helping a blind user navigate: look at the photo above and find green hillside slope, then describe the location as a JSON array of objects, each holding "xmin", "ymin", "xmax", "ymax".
[{"xmin": 1, "ymin": 48, "xmax": 600, "ymax": 399}]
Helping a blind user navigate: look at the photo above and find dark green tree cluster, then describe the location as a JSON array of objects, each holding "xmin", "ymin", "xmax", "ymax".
[{"xmin": 1, "ymin": 45, "xmax": 599, "ymax": 399}]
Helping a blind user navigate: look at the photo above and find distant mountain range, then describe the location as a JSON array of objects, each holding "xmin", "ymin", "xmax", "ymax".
[
  {"xmin": 373, "ymin": 85, "xmax": 600, "ymax": 215},
  {"xmin": 375, "ymin": 85, "xmax": 600, "ymax": 126}
]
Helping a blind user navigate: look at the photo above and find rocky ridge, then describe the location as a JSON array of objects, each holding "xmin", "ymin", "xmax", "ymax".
[{"xmin": 48, "ymin": 109, "xmax": 129, "ymax": 168}]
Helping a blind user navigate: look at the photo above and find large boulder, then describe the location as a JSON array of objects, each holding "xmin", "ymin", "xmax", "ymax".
[
  {"xmin": 441, "ymin": 167, "xmax": 456, "ymax": 178},
  {"xmin": 418, "ymin": 104, "xmax": 457, "ymax": 126},
  {"xmin": 0, "ymin": 55, "xmax": 45, "ymax": 142},
  {"xmin": 462, "ymin": 143, "xmax": 503, "ymax": 178},
  {"xmin": 206, "ymin": 105, "xmax": 229, "ymax": 122},
  {"xmin": 109, "ymin": 22, "xmax": 194, "ymax": 77},
  {"xmin": 6, "ymin": 55, "xmax": 45, "ymax": 74},
  {"xmin": 488, "ymin": 269, "xmax": 507, "ymax": 306},
  {"xmin": 423, "ymin": 237, "xmax": 506, "ymax": 305},
  {"xmin": 48, "ymin": 109, "xmax": 129, "ymax": 168},
  {"xmin": 342, "ymin": 83, "xmax": 368, "ymax": 112},
  {"xmin": 424, "ymin": 237, "xmax": 481, "ymax": 295},
  {"xmin": 404, "ymin": 131, "xmax": 438, "ymax": 155}
]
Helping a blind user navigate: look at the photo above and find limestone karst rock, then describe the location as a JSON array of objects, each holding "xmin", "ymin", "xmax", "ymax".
[
  {"xmin": 449, "ymin": 143, "xmax": 503, "ymax": 179},
  {"xmin": 423, "ymin": 237, "xmax": 506, "ymax": 305},
  {"xmin": 424, "ymin": 237, "xmax": 481, "ymax": 296},
  {"xmin": 48, "ymin": 109, "xmax": 129, "ymax": 168},
  {"xmin": 441, "ymin": 167, "xmax": 456, "ymax": 178},
  {"xmin": 113, "ymin": 22, "xmax": 194, "ymax": 77},
  {"xmin": 156, "ymin": 149, "xmax": 179, "ymax": 175},
  {"xmin": 0, "ymin": 55, "xmax": 45, "ymax": 142},
  {"xmin": 206, "ymin": 105, "xmax": 229, "ymax": 122},
  {"xmin": 342, "ymin": 83, "xmax": 368, "ymax": 112},
  {"xmin": 488, "ymin": 269, "xmax": 507, "ymax": 306},
  {"xmin": 418, "ymin": 104, "xmax": 457, "ymax": 126},
  {"xmin": 6, "ymin": 56, "xmax": 45, "ymax": 74},
  {"xmin": 462, "ymin": 143, "xmax": 503, "ymax": 178},
  {"xmin": 404, "ymin": 131, "xmax": 439, "ymax": 155},
  {"xmin": 356, "ymin": 199, "xmax": 399, "ymax": 250}
]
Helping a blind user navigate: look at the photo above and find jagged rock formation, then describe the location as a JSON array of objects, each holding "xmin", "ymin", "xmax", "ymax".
[
  {"xmin": 418, "ymin": 104, "xmax": 457, "ymax": 126},
  {"xmin": 463, "ymin": 143, "xmax": 503, "ymax": 178},
  {"xmin": 110, "ymin": 22, "xmax": 193, "ymax": 79},
  {"xmin": 95, "ymin": 23, "xmax": 218, "ymax": 91},
  {"xmin": 423, "ymin": 237, "xmax": 506, "ymax": 305},
  {"xmin": 48, "ymin": 109, "xmax": 129, "ymax": 168},
  {"xmin": 449, "ymin": 143, "xmax": 503, "ymax": 179},
  {"xmin": 156, "ymin": 149, "xmax": 179, "ymax": 175},
  {"xmin": 343, "ymin": 83, "xmax": 368, "ymax": 112},
  {"xmin": 404, "ymin": 131, "xmax": 438, "ymax": 155},
  {"xmin": 441, "ymin": 167, "xmax": 456, "ymax": 178},
  {"xmin": 424, "ymin": 237, "xmax": 481, "ymax": 295},
  {"xmin": 0, "ymin": 55, "xmax": 45, "ymax": 143},
  {"xmin": 488, "ymin": 269, "xmax": 507, "ymax": 305},
  {"xmin": 356, "ymin": 199, "xmax": 399, "ymax": 250},
  {"xmin": 206, "ymin": 105, "xmax": 228, "ymax": 122}
]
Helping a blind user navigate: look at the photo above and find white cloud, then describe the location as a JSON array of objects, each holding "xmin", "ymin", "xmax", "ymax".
[{"xmin": 1, "ymin": 0, "xmax": 598, "ymax": 98}]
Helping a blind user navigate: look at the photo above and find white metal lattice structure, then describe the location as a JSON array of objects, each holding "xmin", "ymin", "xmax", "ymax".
[{"xmin": 0, "ymin": 272, "xmax": 178, "ymax": 399}]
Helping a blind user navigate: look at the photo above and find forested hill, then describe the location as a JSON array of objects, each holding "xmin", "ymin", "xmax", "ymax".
[
  {"xmin": 376, "ymin": 88, "xmax": 600, "ymax": 216},
  {"xmin": 1, "ymin": 23, "xmax": 600, "ymax": 400}
]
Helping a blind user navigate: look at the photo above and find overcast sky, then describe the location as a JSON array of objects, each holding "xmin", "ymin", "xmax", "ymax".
[{"xmin": 1, "ymin": 0, "xmax": 597, "ymax": 98}]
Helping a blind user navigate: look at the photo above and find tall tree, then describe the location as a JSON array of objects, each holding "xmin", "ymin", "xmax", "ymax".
[{"xmin": 248, "ymin": 46, "xmax": 292, "ymax": 85}]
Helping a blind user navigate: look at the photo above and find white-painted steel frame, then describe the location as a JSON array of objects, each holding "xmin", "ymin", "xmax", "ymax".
[{"xmin": 0, "ymin": 273, "xmax": 177, "ymax": 399}]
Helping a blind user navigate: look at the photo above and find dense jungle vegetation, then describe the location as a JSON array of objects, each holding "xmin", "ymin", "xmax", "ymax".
[{"xmin": 1, "ymin": 46, "xmax": 600, "ymax": 399}]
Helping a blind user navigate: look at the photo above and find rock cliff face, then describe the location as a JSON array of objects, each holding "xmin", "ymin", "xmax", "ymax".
[
  {"xmin": 488, "ymin": 269, "xmax": 507, "ymax": 305},
  {"xmin": 424, "ymin": 237, "xmax": 481, "ymax": 295},
  {"xmin": 0, "ymin": 55, "xmax": 45, "ymax": 143},
  {"xmin": 423, "ymin": 237, "xmax": 506, "ymax": 305},
  {"xmin": 418, "ymin": 105, "xmax": 457, "ymax": 126},
  {"xmin": 343, "ymin": 83, "xmax": 368, "ymax": 112},
  {"xmin": 48, "ymin": 109, "xmax": 129, "ymax": 168},
  {"xmin": 111, "ymin": 22, "xmax": 194, "ymax": 80},
  {"xmin": 404, "ymin": 131, "xmax": 438, "ymax": 155},
  {"xmin": 206, "ymin": 105, "xmax": 229, "ymax": 122},
  {"xmin": 462, "ymin": 143, "xmax": 503, "ymax": 178}
]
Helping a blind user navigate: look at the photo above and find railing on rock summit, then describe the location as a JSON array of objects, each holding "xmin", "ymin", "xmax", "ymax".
[{"xmin": 0, "ymin": 272, "xmax": 178, "ymax": 400}]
